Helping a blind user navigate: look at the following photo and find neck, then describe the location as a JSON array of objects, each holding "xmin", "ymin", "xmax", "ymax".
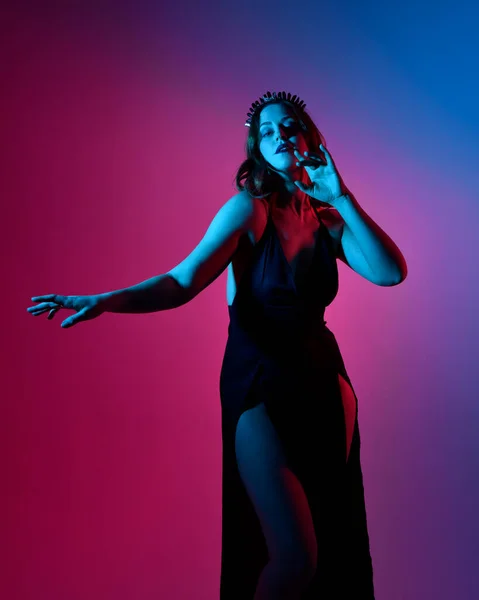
[
  {"xmin": 274, "ymin": 185, "xmax": 311, "ymax": 217},
  {"xmin": 268, "ymin": 166, "xmax": 312, "ymax": 215}
]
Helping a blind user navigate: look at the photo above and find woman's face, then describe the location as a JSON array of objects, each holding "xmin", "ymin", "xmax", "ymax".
[{"xmin": 258, "ymin": 103, "xmax": 309, "ymax": 175}]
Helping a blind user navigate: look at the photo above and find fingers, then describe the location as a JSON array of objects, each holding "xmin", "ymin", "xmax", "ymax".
[
  {"xmin": 27, "ymin": 294, "xmax": 86, "ymax": 328},
  {"xmin": 304, "ymin": 151, "xmax": 325, "ymax": 161},
  {"xmin": 319, "ymin": 143, "xmax": 332, "ymax": 164},
  {"xmin": 47, "ymin": 308, "xmax": 60, "ymax": 320},
  {"xmin": 61, "ymin": 307, "xmax": 89, "ymax": 329},
  {"xmin": 27, "ymin": 301, "xmax": 61, "ymax": 315},
  {"xmin": 31, "ymin": 294, "xmax": 68, "ymax": 306},
  {"xmin": 294, "ymin": 180, "xmax": 311, "ymax": 193},
  {"xmin": 28, "ymin": 295, "xmax": 70, "ymax": 313},
  {"xmin": 303, "ymin": 145, "xmax": 331, "ymax": 162},
  {"xmin": 31, "ymin": 294, "xmax": 58, "ymax": 303},
  {"xmin": 296, "ymin": 158, "xmax": 320, "ymax": 168},
  {"xmin": 294, "ymin": 149, "xmax": 324, "ymax": 168},
  {"xmin": 27, "ymin": 295, "xmax": 69, "ymax": 321}
]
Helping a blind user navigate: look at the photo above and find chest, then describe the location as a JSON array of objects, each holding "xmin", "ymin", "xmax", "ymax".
[
  {"xmin": 271, "ymin": 214, "xmax": 321, "ymax": 282},
  {"xmin": 230, "ymin": 206, "xmax": 338, "ymax": 296}
]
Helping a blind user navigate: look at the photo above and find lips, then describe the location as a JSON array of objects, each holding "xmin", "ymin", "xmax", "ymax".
[{"xmin": 275, "ymin": 143, "xmax": 293, "ymax": 154}]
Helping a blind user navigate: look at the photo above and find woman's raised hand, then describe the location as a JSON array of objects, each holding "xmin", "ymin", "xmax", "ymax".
[{"xmin": 27, "ymin": 294, "xmax": 106, "ymax": 329}]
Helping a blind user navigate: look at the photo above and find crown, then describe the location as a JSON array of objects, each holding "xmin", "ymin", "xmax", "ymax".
[{"xmin": 245, "ymin": 91, "xmax": 307, "ymax": 127}]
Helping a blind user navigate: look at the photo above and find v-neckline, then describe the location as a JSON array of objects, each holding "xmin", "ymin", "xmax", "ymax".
[{"xmin": 269, "ymin": 204, "xmax": 323, "ymax": 295}]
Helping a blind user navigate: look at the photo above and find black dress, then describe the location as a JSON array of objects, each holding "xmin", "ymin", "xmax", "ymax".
[{"xmin": 219, "ymin": 200, "xmax": 375, "ymax": 599}]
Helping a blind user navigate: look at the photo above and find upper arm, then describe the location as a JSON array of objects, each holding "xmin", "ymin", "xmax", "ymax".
[
  {"xmin": 327, "ymin": 208, "xmax": 385, "ymax": 285},
  {"xmin": 166, "ymin": 192, "xmax": 255, "ymax": 300}
]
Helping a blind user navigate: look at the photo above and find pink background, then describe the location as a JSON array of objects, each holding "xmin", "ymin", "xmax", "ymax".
[{"xmin": 3, "ymin": 2, "xmax": 479, "ymax": 599}]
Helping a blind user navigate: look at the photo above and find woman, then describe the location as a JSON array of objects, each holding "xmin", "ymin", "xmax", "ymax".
[{"xmin": 28, "ymin": 91, "xmax": 407, "ymax": 599}]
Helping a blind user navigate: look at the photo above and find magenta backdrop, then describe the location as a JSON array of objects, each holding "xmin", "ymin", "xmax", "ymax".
[{"xmin": 3, "ymin": 2, "xmax": 479, "ymax": 599}]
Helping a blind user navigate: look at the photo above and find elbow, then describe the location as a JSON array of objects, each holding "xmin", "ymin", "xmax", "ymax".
[
  {"xmin": 395, "ymin": 261, "xmax": 408, "ymax": 285},
  {"xmin": 380, "ymin": 254, "xmax": 408, "ymax": 286},
  {"xmin": 380, "ymin": 267, "xmax": 407, "ymax": 287}
]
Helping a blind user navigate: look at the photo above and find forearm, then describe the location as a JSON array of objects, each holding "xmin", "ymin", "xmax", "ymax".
[
  {"xmin": 98, "ymin": 274, "xmax": 191, "ymax": 313},
  {"xmin": 334, "ymin": 192, "xmax": 408, "ymax": 283}
]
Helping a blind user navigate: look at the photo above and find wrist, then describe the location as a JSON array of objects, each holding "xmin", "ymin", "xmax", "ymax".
[
  {"xmin": 330, "ymin": 192, "xmax": 352, "ymax": 211},
  {"xmin": 96, "ymin": 291, "xmax": 122, "ymax": 312}
]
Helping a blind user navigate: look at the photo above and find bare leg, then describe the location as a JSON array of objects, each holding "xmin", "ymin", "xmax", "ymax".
[
  {"xmin": 235, "ymin": 402, "xmax": 317, "ymax": 599},
  {"xmin": 253, "ymin": 555, "xmax": 313, "ymax": 600},
  {"xmin": 338, "ymin": 373, "xmax": 357, "ymax": 464}
]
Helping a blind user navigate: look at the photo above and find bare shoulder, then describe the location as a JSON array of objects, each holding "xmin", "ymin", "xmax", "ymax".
[
  {"xmin": 223, "ymin": 189, "xmax": 257, "ymax": 220},
  {"xmin": 165, "ymin": 190, "xmax": 258, "ymax": 300},
  {"xmin": 233, "ymin": 191, "xmax": 270, "ymax": 244}
]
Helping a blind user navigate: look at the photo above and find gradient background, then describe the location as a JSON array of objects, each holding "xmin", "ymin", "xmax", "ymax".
[{"xmin": 3, "ymin": 1, "xmax": 479, "ymax": 599}]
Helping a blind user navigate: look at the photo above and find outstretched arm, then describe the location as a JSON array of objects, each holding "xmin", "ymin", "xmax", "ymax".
[
  {"xmin": 28, "ymin": 192, "xmax": 256, "ymax": 327},
  {"xmin": 99, "ymin": 274, "xmax": 190, "ymax": 313},
  {"xmin": 101, "ymin": 191, "xmax": 256, "ymax": 312}
]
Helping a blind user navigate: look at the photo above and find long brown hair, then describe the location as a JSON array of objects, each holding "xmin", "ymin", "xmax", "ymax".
[{"xmin": 234, "ymin": 99, "xmax": 327, "ymax": 199}]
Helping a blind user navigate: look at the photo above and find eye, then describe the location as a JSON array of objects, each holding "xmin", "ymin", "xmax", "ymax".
[{"xmin": 285, "ymin": 121, "xmax": 300, "ymax": 132}]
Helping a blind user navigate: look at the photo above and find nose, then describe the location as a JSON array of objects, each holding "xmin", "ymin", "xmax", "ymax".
[{"xmin": 275, "ymin": 127, "xmax": 288, "ymax": 142}]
